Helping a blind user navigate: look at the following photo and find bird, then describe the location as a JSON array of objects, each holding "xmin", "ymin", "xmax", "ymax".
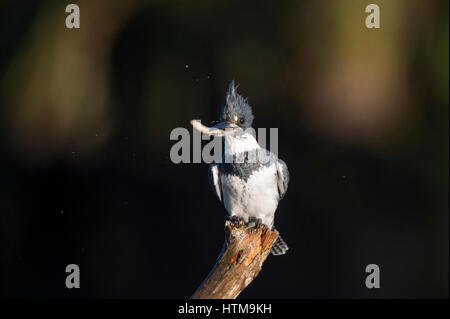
[{"xmin": 205, "ymin": 80, "xmax": 290, "ymax": 256}]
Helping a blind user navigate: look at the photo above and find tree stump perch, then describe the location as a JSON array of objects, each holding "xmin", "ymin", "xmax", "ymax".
[{"xmin": 191, "ymin": 220, "xmax": 279, "ymax": 299}]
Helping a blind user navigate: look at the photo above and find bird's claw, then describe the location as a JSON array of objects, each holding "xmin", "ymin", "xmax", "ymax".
[
  {"xmin": 230, "ymin": 215, "xmax": 245, "ymax": 226},
  {"xmin": 230, "ymin": 216, "xmax": 263, "ymax": 228},
  {"xmin": 247, "ymin": 217, "xmax": 263, "ymax": 229}
]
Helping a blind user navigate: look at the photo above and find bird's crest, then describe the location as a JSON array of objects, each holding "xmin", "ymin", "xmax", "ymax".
[{"xmin": 220, "ymin": 80, "xmax": 254, "ymax": 128}]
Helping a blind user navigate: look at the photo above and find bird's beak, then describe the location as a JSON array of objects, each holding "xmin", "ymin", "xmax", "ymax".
[
  {"xmin": 212, "ymin": 121, "xmax": 238, "ymax": 130},
  {"xmin": 190, "ymin": 120, "xmax": 238, "ymax": 136}
]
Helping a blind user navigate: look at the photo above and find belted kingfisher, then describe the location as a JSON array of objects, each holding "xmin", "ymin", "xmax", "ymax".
[{"xmin": 192, "ymin": 80, "xmax": 290, "ymax": 255}]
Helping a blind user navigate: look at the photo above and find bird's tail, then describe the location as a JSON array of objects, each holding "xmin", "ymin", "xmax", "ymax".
[{"xmin": 271, "ymin": 232, "xmax": 289, "ymax": 256}]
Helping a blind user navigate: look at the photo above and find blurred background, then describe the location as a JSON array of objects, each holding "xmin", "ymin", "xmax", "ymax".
[{"xmin": 0, "ymin": 0, "xmax": 448, "ymax": 298}]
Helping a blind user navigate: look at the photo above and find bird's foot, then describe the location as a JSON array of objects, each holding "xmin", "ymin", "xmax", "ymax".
[
  {"xmin": 229, "ymin": 215, "xmax": 245, "ymax": 226},
  {"xmin": 247, "ymin": 217, "xmax": 263, "ymax": 229}
]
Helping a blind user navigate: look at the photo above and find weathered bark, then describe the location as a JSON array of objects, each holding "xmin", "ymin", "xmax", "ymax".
[{"xmin": 191, "ymin": 220, "xmax": 279, "ymax": 299}]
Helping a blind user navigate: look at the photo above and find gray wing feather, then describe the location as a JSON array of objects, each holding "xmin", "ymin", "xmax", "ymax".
[
  {"xmin": 276, "ymin": 159, "xmax": 289, "ymax": 200},
  {"xmin": 208, "ymin": 163, "xmax": 222, "ymax": 203}
]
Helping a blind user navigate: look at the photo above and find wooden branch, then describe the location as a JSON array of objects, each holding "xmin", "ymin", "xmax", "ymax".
[{"xmin": 191, "ymin": 220, "xmax": 279, "ymax": 299}]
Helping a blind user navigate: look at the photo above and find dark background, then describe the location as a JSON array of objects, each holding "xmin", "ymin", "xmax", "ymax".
[{"xmin": 0, "ymin": 0, "xmax": 448, "ymax": 298}]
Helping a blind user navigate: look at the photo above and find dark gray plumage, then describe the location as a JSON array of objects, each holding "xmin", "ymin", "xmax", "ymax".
[{"xmin": 276, "ymin": 158, "xmax": 289, "ymax": 199}]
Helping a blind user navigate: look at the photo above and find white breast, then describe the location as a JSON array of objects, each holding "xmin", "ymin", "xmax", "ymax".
[
  {"xmin": 220, "ymin": 131, "xmax": 280, "ymax": 227},
  {"xmin": 221, "ymin": 162, "xmax": 279, "ymax": 228},
  {"xmin": 224, "ymin": 132, "xmax": 260, "ymax": 159}
]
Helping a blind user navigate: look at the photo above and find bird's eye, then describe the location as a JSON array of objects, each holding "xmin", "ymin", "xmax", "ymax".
[{"xmin": 239, "ymin": 117, "xmax": 245, "ymax": 125}]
